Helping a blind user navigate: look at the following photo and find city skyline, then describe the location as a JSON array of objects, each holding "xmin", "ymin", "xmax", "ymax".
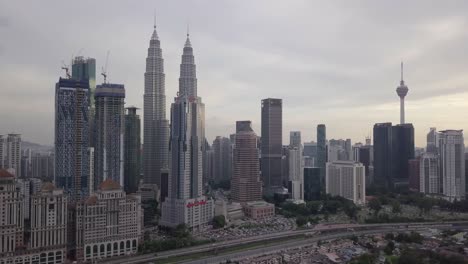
[{"xmin": 2, "ymin": 1, "xmax": 468, "ymax": 147}]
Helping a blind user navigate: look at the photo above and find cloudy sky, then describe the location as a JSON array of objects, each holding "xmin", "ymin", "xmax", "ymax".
[{"xmin": 1, "ymin": 1, "xmax": 467, "ymax": 147}]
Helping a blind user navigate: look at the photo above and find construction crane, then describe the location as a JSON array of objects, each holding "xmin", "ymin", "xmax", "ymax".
[
  {"xmin": 101, "ymin": 50, "xmax": 110, "ymax": 83},
  {"xmin": 61, "ymin": 61, "xmax": 71, "ymax": 79}
]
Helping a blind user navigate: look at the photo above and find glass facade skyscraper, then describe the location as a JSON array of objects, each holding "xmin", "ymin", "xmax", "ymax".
[
  {"xmin": 55, "ymin": 78, "xmax": 90, "ymax": 199},
  {"xmin": 124, "ymin": 107, "xmax": 141, "ymax": 193}
]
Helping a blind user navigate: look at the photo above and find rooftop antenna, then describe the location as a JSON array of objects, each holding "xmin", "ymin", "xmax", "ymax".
[
  {"xmin": 101, "ymin": 50, "xmax": 110, "ymax": 83},
  {"xmin": 401, "ymin": 61, "xmax": 404, "ymax": 82},
  {"xmin": 154, "ymin": 9, "xmax": 156, "ymax": 29},
  {"xmin": 61, "ymin": 60, "xmax": 71, "ymax": 79}
]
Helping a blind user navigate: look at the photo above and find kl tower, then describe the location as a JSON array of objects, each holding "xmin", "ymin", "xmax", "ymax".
[{"xmin": 396, "ymin": 62, "xmax": 409, "ymax": 124}]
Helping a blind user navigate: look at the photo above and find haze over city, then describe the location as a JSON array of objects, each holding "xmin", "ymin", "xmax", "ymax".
[{"xmin": 1, "ymin": 0, "xmax": 468, "ymax": 146}]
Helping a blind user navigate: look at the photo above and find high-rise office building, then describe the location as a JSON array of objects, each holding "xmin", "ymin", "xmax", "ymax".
[
  {"xmin": 373, "ymin": 123, "xmax": 392, "ymax": 189},
  {"xmin": 304, "ymin": 167, "xmax": 321, "ymax": 201},
  {"xmin": 160, "ymin": 32, "xmax": 214, "ymax": 229},
  {"xmin": 465, "ymin": 153, "xmax": 468, "ymax": 198},
  {"xmin": 143, "ymin": 23, "xmax": 169, "ymax": 188},
  {"xmin": 94, "ymin": 83, "xmax": 125, "ymax": 187},
  {"xmin": 289, "ymin": 131, "xmax": 301, "ymax": 148},
  {"xmin": 317, "ymin": 124, "xmax": 327, "ymax": 186},
  {"xmin": 231, "ymin": 121, "xmax": 263, "ymax": 202},
  {"xmin": 408, "ymin": 158, "xmax": 420, "ymax": 192},
  {"xmin": 55, "ymin": 78, "xmax": 90, "ymax": 199},
  {"xmin": 6, "ymin": 134, "xmax": 21, "ymax": 177},
  {"xmin": 419, "ymin": 153, "xmax": 439, "ymax": 194},
  {"xmin": 427, "ymin": 127, "xmax": 438, "ymax": 154},
  {"xmin": 439, "ymin": 130, "xmax": 465, "ymax": 201},
  {"xmin": 212, "ymin": 136, "xmax": 232, "ymax": 184},
  {"xmin": 72, "ymin": 56, "xmax": 96, "ymax": 148},
  {"xmin": 326, "ymin": 161, "xmax": 366, "ymax": 205},
  {"xmin": 392, "ymin": 124, "xmax": 415, "ymax": 187},
  {"xmin": 303, "ymin": 141, "xmax": 317, "ymax": 167},
  {"xmin": 288, "ymin": 146, "xmax": 304, "ymax": 200},
  {"xmin": 124, "ymin": 107, "xmax": 141, "ymax": 193},
  {"xmin": 261, "ymin": 98, "xmax": 283, "ymax": 194}
]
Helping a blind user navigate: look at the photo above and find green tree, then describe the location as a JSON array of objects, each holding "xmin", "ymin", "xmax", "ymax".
[
  {"xmin": 368, "ymin": 199, "xmax": 382, "ymax": 215},
  {"xmin": 343, "ymin": 202, "xmax": 358, "ymax": 219},
  {"xmin": 173, "ymin": 224, "xmax": 190, "ymax": 238},
  {"xmin": 212, "ymin": 215, "xmax": 226, "ymax": 229},
  {"xmin": 296, "ymin": 216, "xmax": 307, "ymax": 227},
  {"xmin": 384, "ymin": 241, "xmax": 395, "ymax": 255},
  {"xmin": 391, "ymin": 200, "xmax": 401, "ymax": 214}
]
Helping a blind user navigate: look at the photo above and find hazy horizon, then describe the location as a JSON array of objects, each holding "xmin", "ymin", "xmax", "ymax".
[{"xmin": 1, "ymin": 1, "xmax": 468, "ymax": 147}]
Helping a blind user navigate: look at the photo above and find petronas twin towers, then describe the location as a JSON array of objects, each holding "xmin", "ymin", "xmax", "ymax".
[{"xmin": 144, "ymin": 23, "xmax": 214, "ymax": 228}]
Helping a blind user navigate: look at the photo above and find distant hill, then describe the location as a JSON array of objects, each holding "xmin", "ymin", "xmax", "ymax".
[{"xmin": 22, "ymin": 141, "xmax": 54, "ymax": 154}]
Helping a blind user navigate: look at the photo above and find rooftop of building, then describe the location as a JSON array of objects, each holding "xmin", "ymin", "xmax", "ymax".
[
  {"xmin": 98, "ymin": 178, "xmax": 121, "ymax": 191},
  {"xmin": 0, "ymin": 169, "xmax": 14, "ymax": 178},
  {"xmin": 245, "ymin": 201, "xmax": 275, "ymax": 208},
  {"xmin": 41, "ymin": 182, "xmax": 56, "ymax": 192},
  {"xmin": 57, "ymin": 77, "xmax": 90, "ymax": 89}
]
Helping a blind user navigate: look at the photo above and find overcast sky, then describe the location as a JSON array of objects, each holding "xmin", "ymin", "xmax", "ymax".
[{"xmin": 1, "ymin": 1, "xmax": 468, "ymax": 147}]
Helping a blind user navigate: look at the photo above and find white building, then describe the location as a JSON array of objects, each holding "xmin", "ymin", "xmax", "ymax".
[
  {"xmin": 29, "ymin": 183, "xmax": 67, "ymax": 262},
  {"xmin": 419, "ymin": 153, "xmax": 440, "ymax": 194},
  {"xmin": 160, "ymin": 33, "xmax": 214, "ymax": 230},
  {"xmin": 6, "ymin": 134, "xmax": 21, "ymax": 177},
  {"xmin": 288, "ymin": 147, "xmax": 304, "ymax": 201},
  {"xmin": 0, "ymin": 135, "xmax": 5, "ymax": 169},
  {"xmin": 439, "ymin": 130, "xmax": 465, "ymax": 201},
  {"xmin": 326, "ymin": 161, "xmax": 366, "ymax": 205},
  {"xmin": 15, "ymin": 179, "xmax": 31, "ymax": 220},
  {"xmin": 75, "ymin": 179, "xmax": 143, "ymax": 262}
]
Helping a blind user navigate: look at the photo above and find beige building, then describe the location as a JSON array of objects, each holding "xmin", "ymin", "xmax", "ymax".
[
  {"xmin": 0, "ymin": 169, "xmax": 24, "ymax": 256},
  {"xmin": 326, "ymin": 161, "xmax": 366, "ymax": 205},
  {"xmin": 231, "ymin": 121, "xmax": 263, "ymax": 202},
  {"xmin": 243, "ymin": 201, "xmax": 275, "ymax": 220},
  {"xmin": 75, "ymin": 179, "xmax": 143, "ymax": 262},
  {"xmin": 1, "ymin": 171, "xmax": 67, "ymax": 264}
]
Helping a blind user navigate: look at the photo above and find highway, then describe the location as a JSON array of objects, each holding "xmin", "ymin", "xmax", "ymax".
[{"xmin": 99, "ymin": 221, "xmax": 468, "ymax": 264}]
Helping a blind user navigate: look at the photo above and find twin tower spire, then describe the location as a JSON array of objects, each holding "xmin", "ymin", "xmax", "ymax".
[{"xmin": 143, "ymin": 17, "xmax": 198, "ymax": 187}]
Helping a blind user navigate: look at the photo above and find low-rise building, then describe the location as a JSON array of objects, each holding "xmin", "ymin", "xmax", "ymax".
[
  {"xmin": 75, "ymin": 179, "xmax": 143, "ymax": 262},
  {"xmin": 243, "ymin": 201, "xmax": 275, "ymax": 219}
]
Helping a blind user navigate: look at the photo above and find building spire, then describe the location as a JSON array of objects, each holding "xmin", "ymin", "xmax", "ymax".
[
  {"xmin": 151, "ymin": 10, "xmax": 159, "ymax": 40},
  {"xmin": 184, "ymin": 22, "xmax": 192, "ymax": 48}
]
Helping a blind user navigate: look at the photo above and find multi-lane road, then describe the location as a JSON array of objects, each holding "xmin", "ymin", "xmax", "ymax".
[{"xmin": 100, "ymin": 221, "xmax": 468, "ymax": 264}]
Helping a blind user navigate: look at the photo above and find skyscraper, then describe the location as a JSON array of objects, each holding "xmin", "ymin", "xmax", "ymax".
[
  {"xmin": 55, "ymin": 78, "xmax": 90, "ymax": 199},
  {"xmin": 426, "ymin": 127, "xmax": 438, "ymax": 153},
  {"xmin": 6, "ymin": 134, "xmax": 21, "ymax": 177},
  {"xmin": 392, "ymin": 123, "xmax": 415, "ymax": 187},
  {"xmin": 143, "ymin": 22, "xmax": 169, "ymax": 188},
  {"xmin": 317, "ymin": 124, "xmax": 327, "ymax": 185},
  {"xmin": 303, "ymin": 141, "xmax": 317, "ymax": 167},
  {"xmin": 124, "ymin": 107, "xmax": 141, "ymax": 193},
  {"xmin": 373, "ymin": 123, "xmax": 392, "ymax": 189},
  {"xmin": 439, "ymin": 130, "xmax": 465, "ymax": 201},
  {"xmin": 289, "ymin": 131, "xmax": 301, "ymax": 148},
  {"xmin": 231, "ymin": 121, "xmax": 262, "ymax": 202},
  {"xmin": 94, "ymin": 83, "xmax": 125, "ymax": 187},
  {"xmin": 304, "ymin": 167, "xmax": 321, "ymax": 201},
  {"xmin": 212, "ymin": 136, "xmax": 231, "ymax": 184},
  {"xmin": 72, "ymin": 56, "xmax": 96, "ymax": 147},
  {"xmin": 288, "ymin": 146, "xmax": 304, "ymax": 200},
  {"xmin": 419, "ymin": 153, "xmax": 439, "ymax": 194},
  {"xmin": 396, "ymin": 62, "xmax": 409, "ymax": 124},
  {"xmin": 160, "ymin": 32, "xmax": 213, "ymax": 229},
  {"xmin": 261, "ymin": 98, "xmax": 282, "ymax": 194}
]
